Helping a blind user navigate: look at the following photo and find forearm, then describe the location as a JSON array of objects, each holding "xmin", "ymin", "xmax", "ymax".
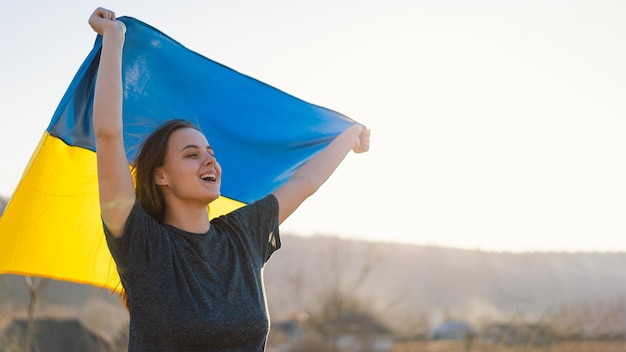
[
  {"xmin": 272, "ymin": 124, "xmax": 364, "ymax": 223},
  {"xmin": 292, "ymin": 124, "xmax": 362, "ymax": 195},
  {"xmin": 93, "ymin": 28, "xmax": 125, "ymax": 140}
]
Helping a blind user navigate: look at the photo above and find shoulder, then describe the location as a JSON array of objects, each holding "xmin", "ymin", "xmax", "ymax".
[
  {"xmin": 106, "ymin": 201, "xmax": 161, "ymax": 238},
  {"xmin": 105, "ymin": 201, "xmax": 169, "ymax": 266},
  {"xmin": 212, "ymin": 195, "xmax": 278, "ymax": 225}
]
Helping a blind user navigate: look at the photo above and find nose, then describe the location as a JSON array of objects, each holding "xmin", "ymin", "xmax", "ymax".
[{"xmin": 203, "ymin": 152, "xmax": 216, "ymax": 165}]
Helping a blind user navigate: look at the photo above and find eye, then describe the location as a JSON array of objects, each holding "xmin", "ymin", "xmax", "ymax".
[{"xmin": 186, "ymin": 153, "xmax": 198, "ymax": 158}]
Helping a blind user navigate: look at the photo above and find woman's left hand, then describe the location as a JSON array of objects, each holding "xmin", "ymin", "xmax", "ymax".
[{"xmin": 352, "ymin": 125, "xmax": 370, "ymax": 153}]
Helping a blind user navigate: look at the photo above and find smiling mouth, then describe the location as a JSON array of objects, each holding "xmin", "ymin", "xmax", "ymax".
[{"xmin": 200, "ymin": 173, "xmax": 217, "ymax": 182}]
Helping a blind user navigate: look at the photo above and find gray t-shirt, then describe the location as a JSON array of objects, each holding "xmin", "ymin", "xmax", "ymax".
[{"xmin": 105, "ymin": 195, "xmax": 281, "ymax": 351}]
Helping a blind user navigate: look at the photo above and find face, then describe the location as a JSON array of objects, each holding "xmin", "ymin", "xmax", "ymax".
[{"xmin": 154, "ymin": 127, "xmax": 222, "ymax": 205}]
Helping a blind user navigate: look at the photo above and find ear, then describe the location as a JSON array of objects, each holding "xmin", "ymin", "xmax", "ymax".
[{"xmin": 154, "ymin": 168, "xmax": 168, "ymax": 186}]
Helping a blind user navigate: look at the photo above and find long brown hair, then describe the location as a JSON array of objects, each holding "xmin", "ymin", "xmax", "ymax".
[
  {"xmin": 132, "ymin": 119, "xmax": 199, "ymax": 223},
  {"xmin": 117, "ymin": 120, "xmax": 200, "ymax": 309}
]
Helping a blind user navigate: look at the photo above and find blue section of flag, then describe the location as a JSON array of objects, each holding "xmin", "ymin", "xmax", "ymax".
[{"xmin": 47, "ymin": 16, "xmax": 355, "ymax": 204}]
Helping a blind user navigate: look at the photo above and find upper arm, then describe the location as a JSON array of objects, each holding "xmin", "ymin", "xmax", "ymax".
[
  {"xmin": 272, "ymin": 176, "xmax": 316, "ymax": 225},
  {"xmin": 96, "ymin": 134, "xmax": 136, "ymax": 238}
]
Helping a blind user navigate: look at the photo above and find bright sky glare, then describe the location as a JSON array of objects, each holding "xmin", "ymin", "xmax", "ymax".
[{"xmin": 1, "ymin": 0, "xmax": 625, "ymax": 252}]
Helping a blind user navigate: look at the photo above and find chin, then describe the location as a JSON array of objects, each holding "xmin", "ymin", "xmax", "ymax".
[{"xmin": 207, "ymin": 191, "xmax": 221, "ymax": 203}]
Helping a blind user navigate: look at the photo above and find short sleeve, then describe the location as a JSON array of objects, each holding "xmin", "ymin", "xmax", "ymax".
[
  {"xmin": 212, "ymin": 194, "xmax": 281, "ymax": 264},
  {"xmin": 103, "ymin": 201, "xmax": 163, "ymax": 273}
]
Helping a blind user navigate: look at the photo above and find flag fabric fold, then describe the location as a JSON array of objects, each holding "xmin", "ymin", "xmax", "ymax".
[{"xmin": 0, "ymin": 16, "xmax": 356, "ymax": 291}]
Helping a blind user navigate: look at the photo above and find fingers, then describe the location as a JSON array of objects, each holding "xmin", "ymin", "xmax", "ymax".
[
  {"xmin": 350, "ymin": 125, "xmax": 370, "ymax": 153},
  {"xmin": 358, "ymin": 128, "xmax": 370, "ymax": 153},
  {"xmin": 92, "ymin": 7, "xmax": 116, "ymax": 21},
  {"xmin": 361, "ymin": 128, "xmax": 370, "ymax": 152}
]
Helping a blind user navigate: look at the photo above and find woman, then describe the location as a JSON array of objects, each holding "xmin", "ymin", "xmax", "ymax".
[{"xmin": 89, "ymin": 7, "xmax": 369, "ymax": 351}]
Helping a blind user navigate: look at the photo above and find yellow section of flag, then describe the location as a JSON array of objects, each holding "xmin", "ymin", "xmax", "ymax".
[{"xmin": 0, "ymin": 133, "xmax": 244, "ymax": 292}]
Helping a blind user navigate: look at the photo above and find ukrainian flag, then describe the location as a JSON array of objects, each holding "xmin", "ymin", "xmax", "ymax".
[{"xmin": 0, "ymin": 17, "xmax": 356, "ymax": 292}]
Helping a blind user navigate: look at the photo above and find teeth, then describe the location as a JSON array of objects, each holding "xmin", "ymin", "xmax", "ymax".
[{"xmin": 200, "ymin": 173, "xmax": 216, "ymax": 181}]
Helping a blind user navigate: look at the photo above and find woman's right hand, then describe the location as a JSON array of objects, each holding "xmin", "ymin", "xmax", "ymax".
[{"xmin": 88, "ymin": 7, "xmax": 125, "ymax": 37}]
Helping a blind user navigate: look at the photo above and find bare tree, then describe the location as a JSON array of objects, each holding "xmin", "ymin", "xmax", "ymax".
[
  {"xmin": 23, "ymin": 277, "xmax": 48, "ymax": 352},
  {"xmin": 285, "ymin": 240, "xmax": 393, "ymax": 351}
]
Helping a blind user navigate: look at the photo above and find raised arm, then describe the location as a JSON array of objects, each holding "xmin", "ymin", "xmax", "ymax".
[
  {"xmin": 272, "ymin": 124, "xmax": 370, "ymax": 224},
  {"xmin": 89, "ymin": 8, "xmax": 135, "ymax": 238}
]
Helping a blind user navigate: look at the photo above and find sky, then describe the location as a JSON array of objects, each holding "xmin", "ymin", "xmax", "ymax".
[{"xmin": 1, "ymin": 0, "xmax": 625, "ymax": 252}]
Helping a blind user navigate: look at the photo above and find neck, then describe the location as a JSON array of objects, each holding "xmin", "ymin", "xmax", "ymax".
[{"xmin": 162, "ymin": 199, "xmax": 211, "ymax": 234}]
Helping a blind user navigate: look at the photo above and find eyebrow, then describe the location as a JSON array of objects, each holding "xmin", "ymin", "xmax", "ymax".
[{"xmin": 180, "ymin": 144, "xmax": 214, "ymax": 153}]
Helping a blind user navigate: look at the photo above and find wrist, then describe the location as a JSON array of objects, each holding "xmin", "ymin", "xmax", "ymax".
[
  {"xmin": 102, "ymin": 23, "xmax": 126, "ymax": 42},
  {"xmin": 341, "ymin": 124, "xmax": 362, "ymax": 151},
  {"xmin": 346, "ymin": 123, "xmax": 364, "ymax": 136}
]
